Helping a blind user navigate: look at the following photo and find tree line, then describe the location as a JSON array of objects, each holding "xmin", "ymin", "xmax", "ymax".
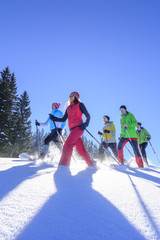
[{"xmin": 0, "ymin": 67, "xmax": 99, "ymax": 158}]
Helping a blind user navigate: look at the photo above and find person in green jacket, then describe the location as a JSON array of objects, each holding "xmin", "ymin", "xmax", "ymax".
[
  {"xmin": 136, "ymin": 122, "xmax": 151, "ymax": 165},
  {"xmin": 118, "ymin": 105, "xmax": 144, "ymax": 168}
]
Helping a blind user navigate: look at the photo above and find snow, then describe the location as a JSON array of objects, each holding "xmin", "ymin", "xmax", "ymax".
[{"xmin": 0, "ymin": 156, "xmax": 160, "ymax": 240}]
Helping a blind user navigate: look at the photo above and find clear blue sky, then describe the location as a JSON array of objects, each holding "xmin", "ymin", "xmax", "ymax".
[{"xmin": 1, "ymin": 0, "xmax": 160, "ymax": 165}]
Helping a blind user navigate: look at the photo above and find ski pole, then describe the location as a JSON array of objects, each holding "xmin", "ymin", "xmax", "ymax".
[
  {"xmin": 125, "ymin": 145, "xmax": 134, "ymax": 157},
  {"xmin": 148, "ymin": 140, "xmax": 160, "ymax": 165},
  {"xmin": 98, "ymin": 134, "xmax": 111, "ymax": 155},
  {"xmin": 99, "ymin": 133, "xmax": 103, "ymax": 144},
  {"xmin": 124, "ymin": 144, "xmax": 135, "ymax": 165},
  {"xmin": 85, "ymin": 129, "xmax": 120, "ymax": 165},
  {"xmin": 125, "ymin": 127, "xmax": 143, "ymax": 167},
  {"xmin": 36, "ymin": 124, "xmax": 40, "ymax": 158},
  {"xmin": 99, "ymin": 136, "xmax": 112, "ymax": 155},
  {"xmin": 53, "ymin": 121, "xmax": 77, "ymax": 163},
  {"xmin": 52, "ymin": 121, "xmax": 65, "ymax": 145}
]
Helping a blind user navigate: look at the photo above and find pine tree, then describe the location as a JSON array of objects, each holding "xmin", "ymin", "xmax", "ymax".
[
  {"xmin": 10, "ymin": 91, "xmax": 32, "ymax": 157},
  {"xmin": 0, "ymin": 67, "xmax": 18, "ymax": 156},
  {"xmin": 82, "ymin": 135, "xmax": 99, "ymax": 159},
  {"xmin": 92, "ymin": 143, "xmax": 99, "ymax": 159}
]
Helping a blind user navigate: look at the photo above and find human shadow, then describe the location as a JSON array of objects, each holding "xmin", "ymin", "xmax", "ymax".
[
  {"xmin": 113, "ymin": 165, "xmax": 160, "ymax": 238},
  {"xmin": 16, "ymin": 167, "xmax": 145, "ymax": 240},
  {"xmin": 142, "ymin": 166, "xmax": 160, "ymax": 175},
  {"xmin": 127, "ymin": 174, "xmax": 160, "ymax": 238},
  {"xmin": 113, "ymin": 165, "xmax": 160, "ymax": 186},
  {"xmin": 0, "ymin": 160, "xmax": 50, "ymax": 201}
]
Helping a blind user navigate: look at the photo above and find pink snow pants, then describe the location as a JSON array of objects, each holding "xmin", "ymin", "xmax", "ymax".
[{"xmin": 59, "ymin": 127, "xmax": 93, "ymax": 166}]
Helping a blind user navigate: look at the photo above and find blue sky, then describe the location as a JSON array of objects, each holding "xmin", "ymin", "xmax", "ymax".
[{"xmin": 1, "ymin": 0, "xmax": 160, "ymax": 165}]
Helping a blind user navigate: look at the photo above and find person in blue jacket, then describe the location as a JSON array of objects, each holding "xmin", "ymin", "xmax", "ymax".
[{"xmin": 35, "ymin": 102, "xmax": 65, "ymax": 158}]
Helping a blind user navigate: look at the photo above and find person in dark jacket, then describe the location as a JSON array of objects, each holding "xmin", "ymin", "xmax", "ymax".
[
  {"xmin": 136, "ymin": 122, "xmax": 151, "ymax": 165},
  {"xmin": 49, "ymin": 91, "xmax": 93, "ymax": 167}
]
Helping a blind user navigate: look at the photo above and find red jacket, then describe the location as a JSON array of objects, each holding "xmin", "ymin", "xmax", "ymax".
[
  {"xmin": 67, "ymin": 102, "xmax": 83, "ymax": 129},
  {"xmin": 49, "ymin": 102, "xmax": 90, "ymax": 130}
]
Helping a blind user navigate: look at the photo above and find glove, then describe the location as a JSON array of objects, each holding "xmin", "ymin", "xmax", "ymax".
[
  {"xmin": 80, "ymin": 123, "xmax": 87, "ymax": 130},
  {"xmin": 98, "ymin": 131, "xmax": 103, "ymax": 135},
  {"xmin": 57, "ymin": 128, "xmax": 62, "ymax": 134},
  {"xmin": 35, "ymin": 120, "xmax": 40, "ymax": 126},
  {"xmin": 146, "ymin": 137, "xmax": 151, "ymax": 141},
  {"xmin": 104, "ymin": 129, "xmax": 110, "ymax": 133},
  {"xmin": 49, "ymin": 114, "xmax": 56, "ymax": 121}
]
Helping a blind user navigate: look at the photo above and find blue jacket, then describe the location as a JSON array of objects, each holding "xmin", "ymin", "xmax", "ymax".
[{"xmin": 40, "ymin": 109, "xmax": 65, "ymax": 131}]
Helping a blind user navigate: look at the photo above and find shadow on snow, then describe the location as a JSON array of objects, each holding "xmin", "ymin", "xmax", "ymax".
[
  {"xmin": 0, "ymin": 160, "xmax": 51, "ymax": 201},
  {"xmin": 16, "ymin": 167, "xmax": 145, "ymax": 240},
  {"xmin": 113, "ymin": 165, "xmax": 160, "ymax": 238}
]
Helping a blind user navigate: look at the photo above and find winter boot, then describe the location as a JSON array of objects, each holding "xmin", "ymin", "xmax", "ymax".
[
  {"xmin": 117, "ymin": 149, "xmax": 124, "ymax": 164},
  {"xmin": 143, "ymin": 157, "xmax": 148, "ymax": 165},
  {"xmin": 135, "ymin": 157, "xmax": 144, "ymax": 168}
]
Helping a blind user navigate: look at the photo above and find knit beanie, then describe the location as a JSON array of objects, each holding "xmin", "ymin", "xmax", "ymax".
[
  {"xmin": 103, "ymin": 115, "xmax": 110, "ymax": 121},
  {"xmin": 53, "ymin": 103, "xmax": 61, "ymax": 109},
  {"xmin": 70, "ymin": 91, "xmax": 80, "ymax": 99}
]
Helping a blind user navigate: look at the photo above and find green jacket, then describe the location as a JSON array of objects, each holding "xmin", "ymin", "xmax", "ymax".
[
  {"xmin": 136, "ymin": 128, "xmax": 151, "ymax": 145},
  {"xmin": 120, "ymin": 112, "xmax": 137, "ymax": 138}
]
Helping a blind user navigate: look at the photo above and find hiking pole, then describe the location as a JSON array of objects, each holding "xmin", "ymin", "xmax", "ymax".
[
  {"xmin": 99, "ymin": 134, "xmax": 103, "ymax": 144},
  {"xmin": 85, "ymin": 129, "xmax": 120, "ymax": 165},
  {"xmin": 125, "ymin": 127, "xmax": 143, "ymax": 167},
  {"xmin": 125, "ymin": 145, "xmax": 134, "ymax": 157},
  {"xmin": 98, "ymin": 134, "xmax": 111, "ymax": 155},
  {"xmin": 36, "ymin": 124, "xmax": 40, "ymax": 158},
  {"xmin": 148, "ymin": 140, "xmax": 160, "ymax": 165},
  {"xmin": 52, "ymin": 122, "xmax": 66, "ymax": 150},
  {"xmin": 52, "ymin": 121, "xmax": 65, "ymax": 145},
  {"xmin": 53, "ymin": 121, "xmax": 77, "ymax": 163},
  {"xmin": 124, "ymin": 145, "xmax": 135, "ymax": 165}
]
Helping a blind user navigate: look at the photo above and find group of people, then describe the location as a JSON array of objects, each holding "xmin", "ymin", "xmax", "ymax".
[
  {"xmin": 35, "ymin": 91, "xmax": 151, "ymax": 168},
  {"xmin": 98, "ymin": 105, "xmax": 151, "ymax": 167}
]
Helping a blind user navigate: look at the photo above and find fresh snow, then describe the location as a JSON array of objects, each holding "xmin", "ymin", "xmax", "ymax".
[{"xmin": 0, "ymin": 156, "xmax": 160, "ymax": 240}]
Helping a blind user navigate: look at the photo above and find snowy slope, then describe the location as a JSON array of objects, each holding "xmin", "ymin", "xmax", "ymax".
[{"xmin": 0, "ymin": 157, "xmax": 160, "ymax": 240}]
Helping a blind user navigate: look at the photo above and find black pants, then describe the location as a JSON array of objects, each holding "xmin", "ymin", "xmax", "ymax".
[
  {"xmin": 118, "ymin": 137, "xmax": 141, "ymax": 158},
  {"xmin": 117, "ymin": 138, "xmax": 143, "ymax": 167},
  {"xmin": 139, "ymin": 142, "xmax": 148, "ymax": 164},
  {"xmin": 99, "ymin": 142, "xmax": 117, "ymax": 160},
  {"xmin": 44, "ymin": 129, "xmax": 62, "ymax": 149}
]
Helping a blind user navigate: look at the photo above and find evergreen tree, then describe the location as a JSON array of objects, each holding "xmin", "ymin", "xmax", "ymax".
[
  {"xmin": 82, "ymin": 135, "xmax": 99, "ymax": 159},
  {"xmin": 0, "ymin": 67, "xmax": 18, "ymax": 156},
  {"xmin": 92, "ymin": 143, "xmax": 99, "ymax": 159},
  {"xmin": 10, "ymin": 91, "xmax": 32, "ymax": 156}
]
